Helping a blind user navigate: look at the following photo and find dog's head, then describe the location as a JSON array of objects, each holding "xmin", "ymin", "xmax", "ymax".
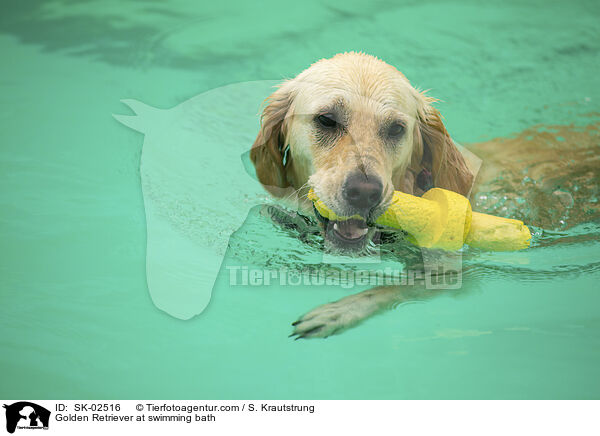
[{"xmin": 251, "ymin": 52, "xmax": 473, "ymax": 252}]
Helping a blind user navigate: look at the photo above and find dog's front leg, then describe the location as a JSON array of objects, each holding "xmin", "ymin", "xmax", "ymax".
[{"xmin": 291, "ymin": 285, "xmax": 443, "ymax": 339}]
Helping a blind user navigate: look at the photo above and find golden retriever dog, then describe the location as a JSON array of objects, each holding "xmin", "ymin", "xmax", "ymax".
[
  {"xmin": 251, "ymin": 52, "xmax": 475, "ymax": 252},
  {"xmin": 250, "ymin": 52, "xmax": 599, "ymax": 338}
]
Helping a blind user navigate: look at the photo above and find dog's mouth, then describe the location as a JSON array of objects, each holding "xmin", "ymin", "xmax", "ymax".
[
  {"xmin": 331, "ymin": 218, "xmax": 369, "ymax": 242},
  {"xmin": 313, "ymin": 205, "xmax": 376, "ymax": 250}
]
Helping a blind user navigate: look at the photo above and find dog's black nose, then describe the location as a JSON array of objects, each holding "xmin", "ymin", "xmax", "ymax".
[{"xmin": 342, "ymin": 171, "xmax": 383, "ymax": 212}]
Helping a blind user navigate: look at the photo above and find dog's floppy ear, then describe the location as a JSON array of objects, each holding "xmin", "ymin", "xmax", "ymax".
[
  {"xmin": 250, "ymin": 85, "xmax": 295, "ymax": 198},
  {"xmin": 413, "ymin": 98, "xmax": 474, "ymax": 196}
]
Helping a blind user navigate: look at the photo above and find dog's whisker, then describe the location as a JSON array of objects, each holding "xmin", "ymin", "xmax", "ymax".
[{"xmin": 280, "ymin": 181, "xmax": 312, "ymax": 206}]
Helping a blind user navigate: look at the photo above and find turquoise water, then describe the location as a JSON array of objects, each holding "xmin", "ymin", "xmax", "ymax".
[{"xmin": 1, "ymin": 0, "xmax": 599, "ymax": 399}]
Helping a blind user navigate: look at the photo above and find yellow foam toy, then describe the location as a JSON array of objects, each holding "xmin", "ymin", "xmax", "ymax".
[{"xmin": 308, "ymin": 188, "xmax": 531, "ymax": 251}]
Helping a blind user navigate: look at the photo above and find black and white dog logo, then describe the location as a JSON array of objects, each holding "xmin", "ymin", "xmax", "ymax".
[{"xmin": 3, "ymin": 402, "xmax": 50, "ymax": 433}]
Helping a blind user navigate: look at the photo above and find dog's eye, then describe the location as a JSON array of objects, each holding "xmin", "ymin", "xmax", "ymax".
[
  {"xmin": 316, "ymin": 114, "xmax": 338, "ymax": 129},
  {"xmin": 386, "ymin": 122, "xmax": 405, "ymax": 138}
]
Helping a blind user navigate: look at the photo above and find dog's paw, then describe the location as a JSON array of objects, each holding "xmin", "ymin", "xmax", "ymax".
[{"xmin": 290, "ymin": 293, "xmax": 378, "ymax": 339}]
